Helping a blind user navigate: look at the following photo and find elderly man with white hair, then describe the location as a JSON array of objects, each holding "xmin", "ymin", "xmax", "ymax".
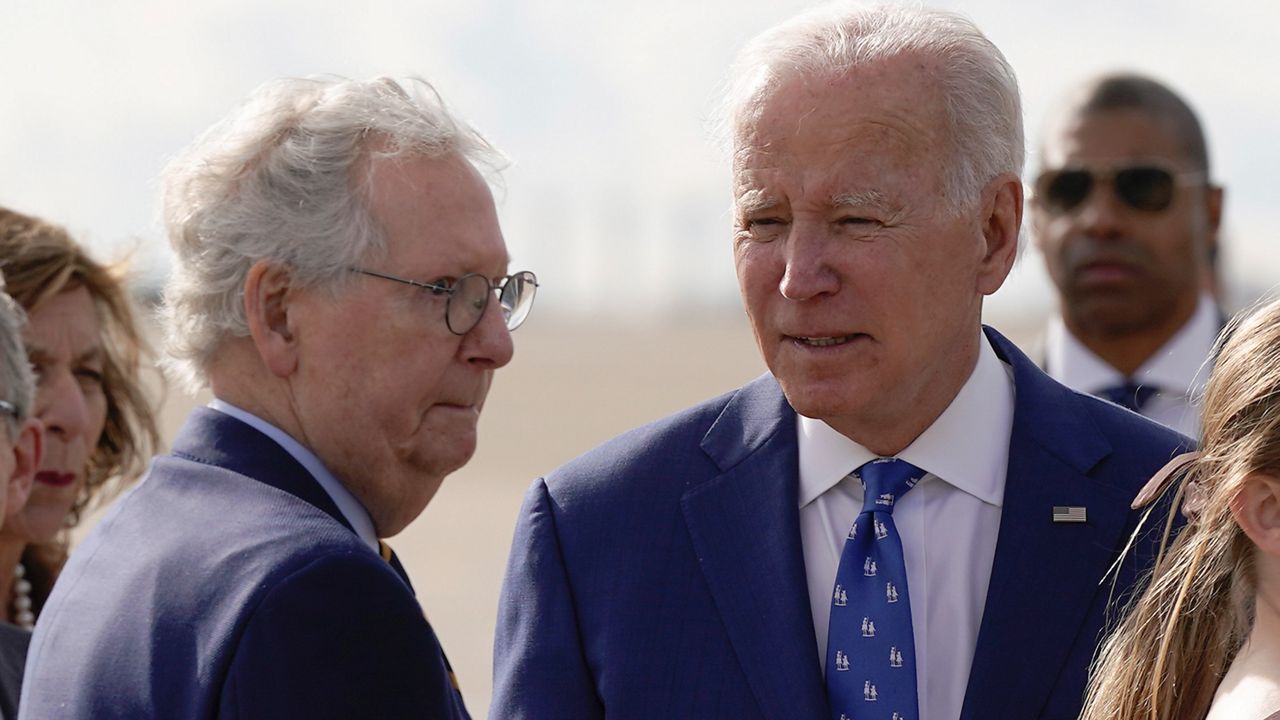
[
  {"xmin": 0, "ymin": 282, "xmax": 39, "ymax": 720},
  {"xmin": 492, "ymin": 5, "xmax": 1186, "ymax": 720},
  {"xmin": 21, "ymin": 77, "xmax": 537, "ymax": 719}
]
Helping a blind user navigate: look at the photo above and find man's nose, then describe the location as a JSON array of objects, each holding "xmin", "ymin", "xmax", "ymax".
[
  {"xmin": 461, "ymin": 296, "xmax": 515, "ymax": 369},
  {"xmin": 779, "ymin": 226, "xmax": 839, "ymax": 300},
  {"xmin": 1077, "ymin": 178, "xmax": 1128, "ymax": 240}
]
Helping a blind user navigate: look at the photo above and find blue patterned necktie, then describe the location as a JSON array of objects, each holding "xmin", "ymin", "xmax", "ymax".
[
  {"xmin": 825, "ymin": 458, "xmax": 924, "ymax": 720},
  {"xmin": 1098, "ymin": 381, "xmax": 1158, "ymax": 414}
]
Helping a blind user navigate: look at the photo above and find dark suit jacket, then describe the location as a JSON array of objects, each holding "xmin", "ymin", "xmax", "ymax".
[
  {"xmin": 19, "ymin": 408, "xmax": 470, "ymax": 720},
  {"xmin": 492, "ymin": 327, "xmax": 1191, "ymax": 720},
  {"xmin": 0, "ymin": 622, "xmax": 29, "ymax": 719}
]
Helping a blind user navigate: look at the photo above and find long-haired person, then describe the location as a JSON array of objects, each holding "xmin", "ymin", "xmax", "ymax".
[
  {"xmin": 1082, "ymin": 298, "xmax": 1280, "ymax": 720},
  {"xmin": 0, "ymin": 208, "xmax": 158, "ymax": 628}
]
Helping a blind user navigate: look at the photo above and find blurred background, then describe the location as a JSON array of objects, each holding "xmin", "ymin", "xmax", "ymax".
[{"xmin": 2, "ymin": 0, "xmax": 1277, "ymax": 714}]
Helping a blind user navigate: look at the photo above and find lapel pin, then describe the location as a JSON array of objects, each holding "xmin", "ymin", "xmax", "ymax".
[{"xmin": 1052, "ymin": 506, "xmax": 1087, "ymax": 523}]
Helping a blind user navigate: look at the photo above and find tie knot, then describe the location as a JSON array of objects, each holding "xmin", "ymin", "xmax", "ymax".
[
  {"xmin": 1098, "ymin": 381, "xmax": 1158, "ymax": 413},
  {"xmin": 854, "ymin": 458, "xmax": 924, "ymax": 514}
]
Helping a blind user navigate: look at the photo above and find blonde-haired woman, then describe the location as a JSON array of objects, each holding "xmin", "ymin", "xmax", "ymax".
[
  {"xmin": 0, "ymin": 207, "xmax": 159, "ymax": 627},
  {"xmin": 1082, "ymin": 299, "xmax": 1280, "ymax": 720}
]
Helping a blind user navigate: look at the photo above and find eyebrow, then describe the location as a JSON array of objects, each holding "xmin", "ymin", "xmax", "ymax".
[
  {"xmin": 832, "ymin": 190, "xmax": 892, "ymax": 210},
  {"xmin": 26, "ymin": 344, "xmax": 104, "ymax": 368},
  {"xmin": 735, "ymin": 189, "xmax": 779, "ymax": 215}
]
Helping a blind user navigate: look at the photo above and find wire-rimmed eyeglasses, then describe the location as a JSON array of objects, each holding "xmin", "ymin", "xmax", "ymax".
[{"xmin": 349, "ymin": 267, "xmax": 539, "ymax": 335}]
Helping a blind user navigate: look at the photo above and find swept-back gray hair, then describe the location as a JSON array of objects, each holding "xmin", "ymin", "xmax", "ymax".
[
  {"xmin": 160, "ymin": 75, "xmax": 505, "ymax": 390},
  {"xmin": 719, "ymin": 3, "xmax": 1024, "ymax": 209},
  {"xmin": 0, "ymin": 278, "xmax": 35, "ymax": 433}
]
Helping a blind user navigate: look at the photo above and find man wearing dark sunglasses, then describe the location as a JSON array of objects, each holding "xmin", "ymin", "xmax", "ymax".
[{"xmin": 1032, "ymin": 73, "xmax": 1224, "ymax": 438}]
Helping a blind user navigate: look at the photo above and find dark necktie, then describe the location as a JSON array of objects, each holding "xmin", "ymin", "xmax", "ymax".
[
  {"xmin": 825, "ymin": 458, "xmax": 924, "ymax": 720},
  {"xmin": 1097, "ymin": 381, "xmax": 1158, "ymax": 413},
  {"xmin": 379, "ymin": 541, "xmax": 463, "ymax": 694}
]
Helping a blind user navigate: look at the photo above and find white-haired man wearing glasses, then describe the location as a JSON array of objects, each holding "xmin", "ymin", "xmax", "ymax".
[
  {"xmin": 493, "ymin": 6, "xmax": 1188, "ymax": 720},
  {"xmin": 0, "ymin": 284, "xmax": 39, "ymax": 720},
  {"xmin": 1032, "ymin": 73, "xmax": 1225, "ymax": 437},
  {"xmin": 21, "ymin": 77, "xmax": 536, "ymax": 719}
]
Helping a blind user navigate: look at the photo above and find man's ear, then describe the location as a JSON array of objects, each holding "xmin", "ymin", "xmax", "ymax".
[
  {"xmin": 1203, "ymin": 184, "xmax": 1225, "ymax": 265},
  {"xmin": 4, "ymin": 418, "xmax": 41, "ymax": 525},
  {"xmin": 243, "ymin": 260, "xmax": 301, "ymax": 378},
  {"xmin": 976, "ymin": 173, "xmax": 1023, "ymax": 296},
  {"xmin": 1230, "ymin": 472, "xmax": 1280, "ymax": 558},
  {"xmin": 1205, "ymin": 184, "xmax": 1225, "ymax": 233}
]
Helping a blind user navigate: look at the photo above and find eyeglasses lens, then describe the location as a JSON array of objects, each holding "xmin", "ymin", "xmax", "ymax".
[
  {"xmin": 446, "ymin": 274, "xmax": 491, "ymax": 335},
  {"xmin": 444, "ymin": 272, "xmax": 539, "ymax": 334},
  {"xmin": 1115, "ymin": 167, "xmax": 1175, "ymax": 211},
  {"xmin": 500, "ymin": 271, "xmax": 537, "ymax": 331},
  {"xmin": 1040, "ymin": 166, "xmax": 1177, "ymax": 214},
  {"xmin": 1041, "ymin": 170, "xmax": 1093, "ymax": 213}
]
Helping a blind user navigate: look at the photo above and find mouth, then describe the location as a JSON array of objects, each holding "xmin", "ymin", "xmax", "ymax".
[
  {"xmin": 1073, "ymin": 254, "xmax": 1144, "ymax": 285},
  {"xmin": 789, "ymin": 333, "xmax": 866, "ymax": 347},
  {"xmin": 35, "ymin": 471, "xmax": 76, "ymax": 488},
  {"xmin": 433, "ymin": 402, "xmax": 481, "ymax": 415}
]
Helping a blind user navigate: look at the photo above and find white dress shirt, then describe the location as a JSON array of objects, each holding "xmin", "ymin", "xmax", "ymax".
[
  {"xmin": 799, "ymin": 333, "xmax": 1014, "ymax": 720},
  {"xmin": 208, "ymin": 399, "xmax": 379, "ymax": 552},
  {"xmin": 1045, "ymin": 293, "xmax": 1219, "ymax": 439}
]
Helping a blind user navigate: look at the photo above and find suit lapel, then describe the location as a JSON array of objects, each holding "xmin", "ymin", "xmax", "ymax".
[
  {"xmin": 961, "ymin": 329, "xmax": 1130, "ymax": 718},
  {"xmin": 681, "ymin": 376, "xmax": 828, "ymax": 720},
  {"xmin": 170, "ymin": 407, "xmax": 354, "ymax": 533}
]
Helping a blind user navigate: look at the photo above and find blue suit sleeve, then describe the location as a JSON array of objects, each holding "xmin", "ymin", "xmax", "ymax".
[
  {"xmin": 491, "ymin": 478, "xmax": 603, "ymax": 720},
  {"xmin": 220, "ymin": 551, "xmax": 468, "ymax": 720}
]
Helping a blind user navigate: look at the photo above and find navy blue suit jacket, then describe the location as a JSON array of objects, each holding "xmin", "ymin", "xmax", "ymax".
[
  {"xmin": 492, "ymin": 328, "xmax": 1190, "ymax": 720},
  {"xmin": 20, "ymin": 408, "xmax": 470, "ymax": 720}
]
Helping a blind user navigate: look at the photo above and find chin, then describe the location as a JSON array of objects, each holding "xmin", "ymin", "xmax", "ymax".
[
  {"xmin": 376, "ymin": 480, "xmax": 446, "ymax": 538},
  {"xmin": 780, "ymin": 388, "xmax": 862, "ymax": 426},
  {"xmin": 777, "ymin": 368, "xmax": 862, "ymax": 408},
  {"xmin": 22, "ymin": 512, "xmax": 68, "ymax": 544}
]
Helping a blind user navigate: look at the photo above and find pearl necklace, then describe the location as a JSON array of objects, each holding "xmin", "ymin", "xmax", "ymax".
[{"xmin": 12, "ymin": 563, "xmax": 33, "ymax": 629}]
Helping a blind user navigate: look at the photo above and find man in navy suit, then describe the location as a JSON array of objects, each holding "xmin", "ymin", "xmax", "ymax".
[
  {"xmin": 492, "ymin": 6, "xmax": 1187, "ymax": 720},
  {"xmin": 1031, "ymin": 74, "xmax": 1225, "ymax": 438},
  {"xmin": 20, "ymin": 76, "xmax": 537, "ymax": 719}
]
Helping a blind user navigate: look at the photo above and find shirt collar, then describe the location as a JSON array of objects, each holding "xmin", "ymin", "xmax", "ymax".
[
  {"xmin": 1046, "ymin": 293, "xmax": 1219, "ymax": 400},
  {"xmin": 207, "ymin": 399, "xmax": 379, "ymax": 552},
  {"xmin": 797, "ymin": 331, "xmax": 1013, "ymax": 509}
]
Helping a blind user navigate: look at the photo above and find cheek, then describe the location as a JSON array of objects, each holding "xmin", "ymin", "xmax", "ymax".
[
  {"xmin": 1153, "ymin": 223, "xmax": 1204, "ymax": 265},
  {"xmin": 1030, "ymin": 214, "xmax": 1067, "ymax": 255},
  {"xmin": 735, "ymin": 246, "xmax": 781, "ymax": 306},
  {"xmin": 88, "ymin": 390, "xmax": 109, "ymax": 444}
]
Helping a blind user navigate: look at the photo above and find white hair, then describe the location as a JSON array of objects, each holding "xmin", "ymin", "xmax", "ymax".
[
  {"xmin": 159, "ymin": 76, "xmax": 505, "ymax": 390},
  {"xmin": 718, "ymin": 2, "xmax": 1024, "ymax": 208},
  {"xmin": 0, "ymin": 278, "xmax": 34, "ymax": 432}
]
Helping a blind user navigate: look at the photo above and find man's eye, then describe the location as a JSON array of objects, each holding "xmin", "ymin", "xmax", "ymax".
[
  {"xmin": 747, "ymin": 217, "xmax": 784, "ymax": 227},
  {"xmin": 838, "ymin": 216, "xmax": 880, "ymax": 226},
  {"xmin": 426, "ymin": 279, "xmax": 455, "ymax": 295}
]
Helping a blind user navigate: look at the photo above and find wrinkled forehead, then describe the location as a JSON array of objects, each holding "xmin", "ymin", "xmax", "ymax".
[{"xmin": 731, "ymin": 57, "xmax": 951, "ymax": 170}]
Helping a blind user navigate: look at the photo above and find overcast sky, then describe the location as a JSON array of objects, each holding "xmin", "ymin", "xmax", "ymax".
[{"xmin": 2, "ymin": 0, "xmax": 1276, "ymax": 322}]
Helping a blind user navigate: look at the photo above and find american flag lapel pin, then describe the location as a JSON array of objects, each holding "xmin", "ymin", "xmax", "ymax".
[{"xmin": 1052, "ymin": 506, "xmax": 1087, "ymax": 523}]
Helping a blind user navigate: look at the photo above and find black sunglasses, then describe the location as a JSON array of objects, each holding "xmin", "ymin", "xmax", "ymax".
[{"xmin": 1033, "ymin": 164, "xmax": 1205, "ymax": 215}]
